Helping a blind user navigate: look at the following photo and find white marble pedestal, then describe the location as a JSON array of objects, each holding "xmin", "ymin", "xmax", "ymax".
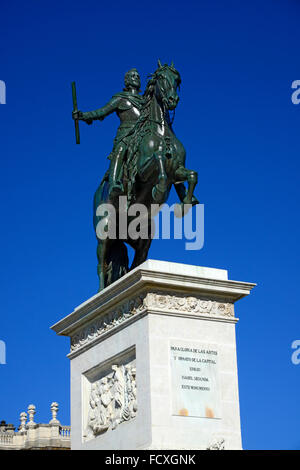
[{"xmin": 51, "ymin": 260, "xmax": 255, "ymax": 450}]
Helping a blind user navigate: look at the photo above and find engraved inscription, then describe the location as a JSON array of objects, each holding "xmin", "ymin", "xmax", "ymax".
[{"xmin": 170, "ymin": 341, "xmax": 221, "ymax": 419}]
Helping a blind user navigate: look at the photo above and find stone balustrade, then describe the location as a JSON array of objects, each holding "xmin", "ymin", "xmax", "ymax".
[{"xmin": 0, "ymin": 402, "xmax": 70, "ymax": 450}]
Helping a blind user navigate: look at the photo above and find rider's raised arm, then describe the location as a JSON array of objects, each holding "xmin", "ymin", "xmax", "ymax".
[{"xmin": 81, "ymin": 96, "xmax": 120, "ymax": 122}]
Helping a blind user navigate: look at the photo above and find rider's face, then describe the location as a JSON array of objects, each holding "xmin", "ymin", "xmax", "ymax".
[{"xmin": 128, "ymin": 71, "xmax": 141, "ymax": 90}]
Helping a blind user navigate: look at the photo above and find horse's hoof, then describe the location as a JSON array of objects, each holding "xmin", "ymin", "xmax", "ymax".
[
  {"xmin": 191, "ymin": 195, "xmax": 199, "ymax": 206},
  {"xmin": 182, "ymin": 196, "xmax": 199, "ymax": 206},
  {"xmin": 182, "ymin": 196, "xmax": 192, "ymax": 205},
  {"xmin": 174, "ymin": 202, "xmax": 190, "ymax": 218}
]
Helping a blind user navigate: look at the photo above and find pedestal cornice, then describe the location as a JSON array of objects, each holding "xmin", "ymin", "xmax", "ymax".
[{"xmin": 51, "ymin": 260, "xmax": 255, "ymax": 359}]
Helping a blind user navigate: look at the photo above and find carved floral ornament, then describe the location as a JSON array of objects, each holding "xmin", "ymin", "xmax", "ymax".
[
  {"xmin": 70, "ymin": 293, "xmax": 234, "ymax": 353},
  {"xmin": 144, "ymin": 293, "xmax": 234, "ymax": 316}
]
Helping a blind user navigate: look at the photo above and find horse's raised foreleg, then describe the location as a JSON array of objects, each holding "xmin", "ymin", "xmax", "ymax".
[
  {"xmin": 152, "ymin": 152, "xmax": 168, "ymax": 203},
  {"xmin": 174, "ymin": 166, "xmax": 198, "ymax": 205}
]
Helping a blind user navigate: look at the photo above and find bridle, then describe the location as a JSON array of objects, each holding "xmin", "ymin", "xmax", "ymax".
[{"xmin": 153, "ymin": 70, "xmax": 179, "ymax": 126}]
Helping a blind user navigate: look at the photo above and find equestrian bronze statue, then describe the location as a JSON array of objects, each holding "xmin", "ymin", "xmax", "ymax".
[{"xmin": 72, "ymin": 61, "xmax": 199, "ymax": 290}]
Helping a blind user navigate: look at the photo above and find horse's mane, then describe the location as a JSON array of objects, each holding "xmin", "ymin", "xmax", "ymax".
[
  {"xmin": 143, "ymin": 64, "xmax": 181, "ymax": 110},
  {"xmin": 123, "ymin": 72, "xmax": 158, "ymax": 154},
  {"xmin": 124, "ymin": 64, "xmax": 181, "ymax": 201},
  {"xmin": 129, "ymin": 64, "xmax": 181, "ymax": 141}
]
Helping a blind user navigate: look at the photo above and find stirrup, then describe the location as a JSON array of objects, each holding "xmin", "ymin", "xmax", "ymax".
[{"xmin": 109, "ymin": 183, "xmax": 123, "ymax": 199}]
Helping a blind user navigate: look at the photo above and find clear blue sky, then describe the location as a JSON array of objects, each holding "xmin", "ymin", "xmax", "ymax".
[{"xmin": 0, "ymin": 0, "xmax": 299, "ymax": 450}]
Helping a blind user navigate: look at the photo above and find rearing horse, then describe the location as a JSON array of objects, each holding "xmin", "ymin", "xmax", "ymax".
[{"xmin": 93, "ymin": 61, "xmax": 198, "ymax": 290}]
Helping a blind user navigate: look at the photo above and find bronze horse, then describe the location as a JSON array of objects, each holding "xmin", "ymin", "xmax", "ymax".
[{"xmin": 93, "ymin": 62, "xmax": 198, "ymax": 290}]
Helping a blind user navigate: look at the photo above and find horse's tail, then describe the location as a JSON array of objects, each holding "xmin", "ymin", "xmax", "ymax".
[
  {"xmin": 93, "ymin": 169, "xmax": 129, "ymax": 290},
  {"xmin": 93, "ymin": 170, "xmax": 109, "ymax": 232}
]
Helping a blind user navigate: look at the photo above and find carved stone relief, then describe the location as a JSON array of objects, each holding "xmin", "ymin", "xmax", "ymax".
[
  {"xmin": 207, "ymin": 438, "xmax": 225, "ymax": 450},
  {"xmin": 83, "ymin": 360, "xmax": 137, "ymax": 440}
]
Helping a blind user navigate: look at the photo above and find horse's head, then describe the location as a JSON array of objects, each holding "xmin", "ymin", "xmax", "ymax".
[{"xmin": 147, "ymin": 60, "xmax": 181, "ymax": 110}]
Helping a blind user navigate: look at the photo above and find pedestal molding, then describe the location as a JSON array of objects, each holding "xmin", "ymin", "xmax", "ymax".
[
  {"xmin": 67, "ymin": 292, "xmax": 239, "ymax": 358},
  {"xmin": 51, "ymin": 260, "xmax": 255, "ymax": 338}
]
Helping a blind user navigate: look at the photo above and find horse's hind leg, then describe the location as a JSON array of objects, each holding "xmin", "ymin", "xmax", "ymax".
[
  {"xmin": 96, "ymin": 239, "xmax": 108, "ymax": 291},
  {"xmin": 97, "ymin": 239, "xmax": 129, "ymax": 290},
  {"xmin": 130, "ymin": 238, "xmax": 152, "ymax": 271},
  {"xmin": 105, "ymin": 240, "xmax": 129, "ymax": 285}
]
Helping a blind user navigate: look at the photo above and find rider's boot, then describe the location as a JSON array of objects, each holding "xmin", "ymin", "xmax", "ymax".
[
  {"xmin": 108, "ymin": 154, "xmax": 124, "ymax": 200},
  {"xmin": 108, "ymin": 182, "xmax": 123, "ymax": 200}
]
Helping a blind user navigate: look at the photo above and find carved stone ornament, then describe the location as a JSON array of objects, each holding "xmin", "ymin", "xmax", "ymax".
[
  {"xmin": 70, "ymin": 295, "xmax": 145, "ymax": 353},
  {"xmin": 207, "ymin": 438, "xmax": 225, "ymax": 450},
  {"xmin": 83, "ymin": 361, "xmax": 137, "ymax": 440},
  {"xmin": 70, "ymin": 293, "xmax": 234, "ymax": 354},
  {"xmin": 144, "ymin": 293, "xmax": 234, "ymax": 317}
]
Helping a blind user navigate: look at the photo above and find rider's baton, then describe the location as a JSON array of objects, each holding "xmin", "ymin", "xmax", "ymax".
[{"xmin": 72, "ymin": 81, "xmax": 80, "ymax": 144}]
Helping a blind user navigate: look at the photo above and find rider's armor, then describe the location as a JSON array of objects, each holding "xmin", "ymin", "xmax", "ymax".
[{"xmin": 82, "ymin": 91, "xmax": 143, "ymax": 199}]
